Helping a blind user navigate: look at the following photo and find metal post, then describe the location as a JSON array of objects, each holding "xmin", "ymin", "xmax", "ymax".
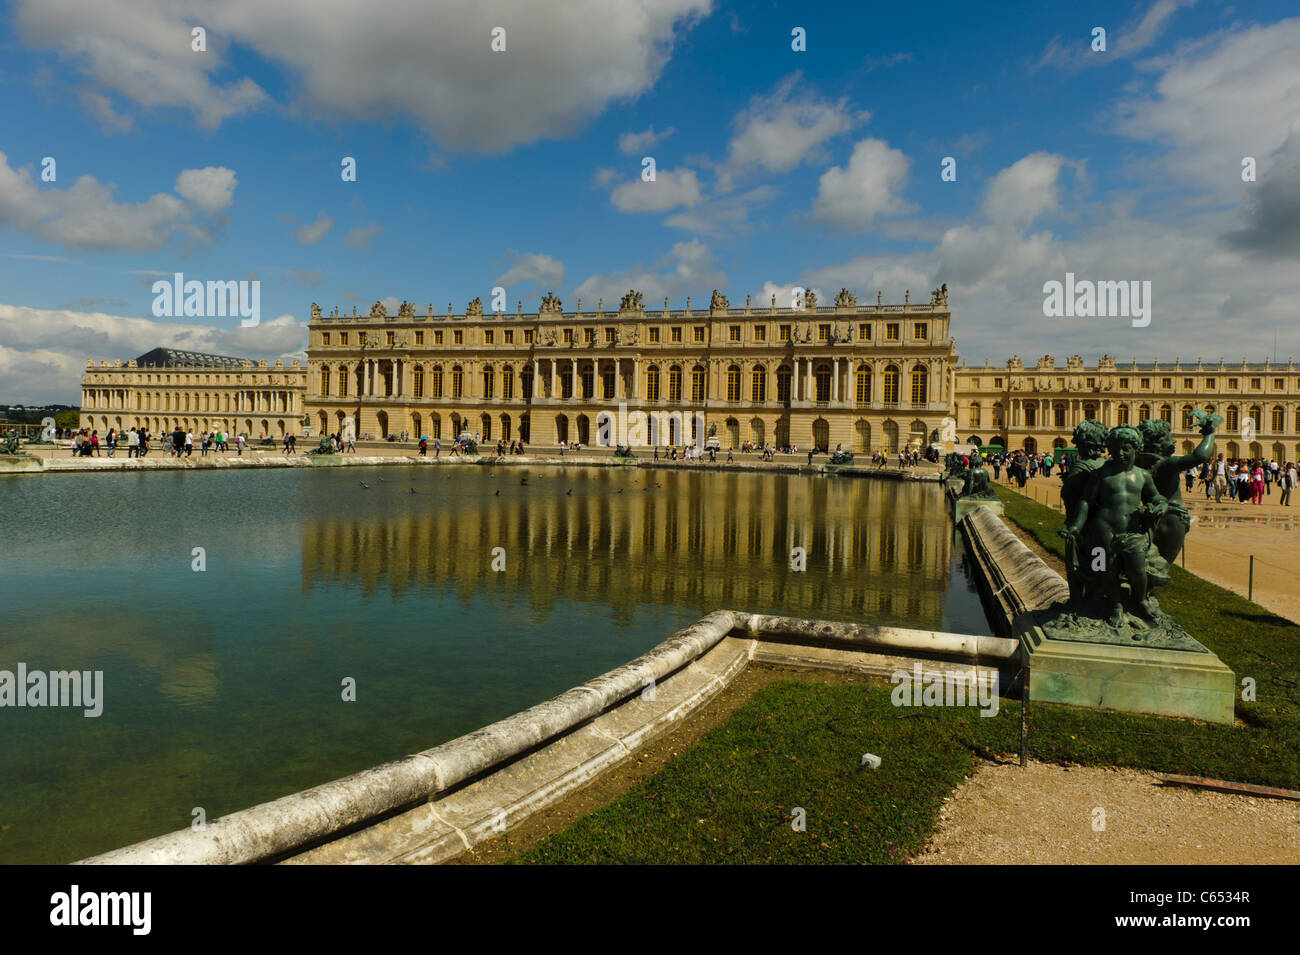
[
  {"xmin": 1249, "ymin": 555, "xmax": 1254, "ymax": 601},
  {"xmin": 1020, "ymin": 665, "xmax": 1029, "ymax": 767}
]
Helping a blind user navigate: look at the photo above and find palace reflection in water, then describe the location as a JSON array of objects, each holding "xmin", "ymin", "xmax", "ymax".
[{"xmin": 301, "ymin": 469, "xmax": 961, "ymax": 630}]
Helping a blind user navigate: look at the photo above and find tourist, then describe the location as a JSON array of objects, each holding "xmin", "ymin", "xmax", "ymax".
[
  {"xmin": 1235, "ymin": 465, "xmax": 1250, "ymax": 503},
  {"xmin": 1285, "ymin": 463, "xmax": 1298, "ymax": 506},
  {"xmin": 1213, "ymin": 455, "xmax": 1227, "ymax": 502},
  {"xmin": 185, "ymin": 430, "xmax": 194, "ymax": 456},
  {"xmin": 346, "ymin": 433, "xmax": 355, "ymax": 453},
  {"xmin": 1252, "ymin": 464, "xmax": 1265, "ymax": 504},
  {"xmin": 105, "ymin": 428, "xmax": 117, "ymax": 457},
  {"xmin": 127, "ymin": 427, "xmax": 139, "ymax": 458},
  {"xmin": 288, "ymin": 433, "xmax": 296, "ymax": 455},
  {"xmin": 434, "ymin": 437, "xmax": 441, "ymax": 457}
]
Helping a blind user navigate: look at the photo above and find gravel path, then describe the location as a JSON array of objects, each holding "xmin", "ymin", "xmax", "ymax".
[{"xmin": 915, "ymin": 760, "xmax": 1300, "ymax": 864}]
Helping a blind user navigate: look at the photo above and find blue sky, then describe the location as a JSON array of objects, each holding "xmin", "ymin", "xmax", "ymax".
[{"xmin": 2, "ymin": 0, "xmax": 1299, "ymax": 402}]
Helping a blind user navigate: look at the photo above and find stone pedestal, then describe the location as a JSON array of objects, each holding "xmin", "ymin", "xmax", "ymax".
[{"xmin": 1017, "ymin": 620, "xmax": 1235, "ymax": 724}]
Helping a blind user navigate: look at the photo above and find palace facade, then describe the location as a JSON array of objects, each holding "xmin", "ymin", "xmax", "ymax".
[
  {"xmin": 79, "ymin": 347, "xmax": 306, "ymax": 438},
  {"xmin": 954, "ymin": 354, "xmax": 1300, "ymax": 461},
  {"xmin": 304, "ymin": 288, "xmax": 957, "ymax": 452}
]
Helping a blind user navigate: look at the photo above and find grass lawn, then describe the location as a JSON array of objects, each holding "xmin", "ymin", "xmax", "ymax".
[{"xmin": 515, "ymin": 486, "xmax": 1300, "ymax": 864}]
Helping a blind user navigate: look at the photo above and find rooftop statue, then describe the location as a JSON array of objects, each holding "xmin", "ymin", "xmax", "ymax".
[
  {"xmin": 803, "ymin": 288, "xmax": 817, "ymax": 309},
  {"xmin": 710, "ymin": 290, "xmax": 729, "ymax": 311},
  {"xmin": 619, "ymin": 289, "xmax": 644, "ymax": 312},
  {"xmin": 369, "ymin": 301, "xmax": 386, "ymax": 319},
  {"xmin": 835, "ymin": 288, "xmax": 857, "ymax": 308},
  {"xmin": 930, "ymin": 284, "xmax": 948, "ymax": 307},
  {"xmin": 540, "ymin": 292, "xmax": 563, "ymax": 314},
  {"xmin": 467, "ymin": 297, "xmax": 484, "ymax": 317}
]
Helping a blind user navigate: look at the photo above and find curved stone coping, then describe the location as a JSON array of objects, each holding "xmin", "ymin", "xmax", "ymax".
[
  {"xmin": 959, "ymin": 505, "xmax": 1069, "ymax": 636},
  {"xmin": 78, "ymin": 610, "xmax": 740, "ymax": 865},
  {"xmin": 741, "ymin": 613, "xmax": 1017, "ymax": 660}
]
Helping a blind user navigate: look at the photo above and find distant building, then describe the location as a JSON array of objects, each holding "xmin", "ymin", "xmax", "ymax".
[
  {"xmin": 303, "ymin": 289, "xmax": 957, "ymax": 450},
  {"xmin": 79, "ymin": 347, "xmax": 306, "ymax": 438}
]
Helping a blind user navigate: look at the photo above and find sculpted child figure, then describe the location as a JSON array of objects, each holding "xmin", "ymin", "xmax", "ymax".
[
  {"xmin": 1059, "ymin": 419, "xmax": 1109, "ymax": 604},
  {"xmin": 1136, "ymin": 411, "xmax": 1217, "ymax": 567},
  {"xmin": 1060, "ymin": 425, "xmax": 1168, "ymax": 631}
]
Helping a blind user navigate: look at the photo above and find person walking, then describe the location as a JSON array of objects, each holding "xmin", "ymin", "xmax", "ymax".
[
  {"xmin": 1213, "ymin": 455, "xmax": 1227, "ymax": 502},
  {"xmin": 127, "ymin": 427, "xmax": 139, "ymax": 458},
  {"xmin": 185, "ymin": 430, "xmax": 194, "ymax": 457},
  {"xmin": 1280, "ymin": 462, "xmax": 1294, "ymax": 507}
]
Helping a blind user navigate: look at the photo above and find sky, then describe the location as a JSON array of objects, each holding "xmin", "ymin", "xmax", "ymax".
[{"xmin": 1, "ymin": 0, "xmax": 1299, "ymax": 404}]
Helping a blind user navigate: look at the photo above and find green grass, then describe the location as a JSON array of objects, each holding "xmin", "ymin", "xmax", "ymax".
[{"xmin": 516, "ymin": 485, "xmax": 1300, "ymax": 864}]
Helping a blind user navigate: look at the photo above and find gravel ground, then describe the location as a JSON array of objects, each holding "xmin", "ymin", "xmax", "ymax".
[{"xmin": 915, "ymin": 759, "xmax": 1300, "ymax": 864}]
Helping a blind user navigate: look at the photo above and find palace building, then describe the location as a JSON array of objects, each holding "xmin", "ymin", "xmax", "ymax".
[
  {"xmin": 79, "ymin": 347, "xmax": 306, "ymax": 438},
  {"xmin": 304, "ymin": 287, "xmax": 957, "ymax": 452},
  {"xmin": 953, "ymin": 353, "xmax": 1300, "ymax": 461}
]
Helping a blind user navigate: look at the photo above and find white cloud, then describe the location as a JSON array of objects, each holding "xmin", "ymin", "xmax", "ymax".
[
  {"xmin": 663, "ymin": 185, "xmax": 776, "ymax": 237},
  {"xmin": 981, "ymin": 152, "xmax": 1068, "ymax": 226},
  {"xmin": 345, "ymin": 224, "xmax": 383, "ymax": 249},
  {"xmin": 1034, "ymin": 0, "xmax": 1196, "ymax": 71},
  {"xmin": 619, "ymin": 125, "xmax": 675, "ymax": 154},
  {"xmin": 757, "ymin": 282, "xmax": 824, "ymax": 311},
  {"xmin": 0, "ymin": 152, "xmax": 232, "ymax": 251},
  {"xmin": 610, "ymin": 168, "xmax": 702, "ymax": 213},
  {"xmin": 0, "ymin": 303, "xmax": 307, "ymax": 403},
  {"xmin": 574, "ymin": 239, "xmax": 725, "ymax": 306},
  {"xmin": 174, "ymin": 167, "xmax": 237, "ymax": 214},
  {"xmin": 718, "ymin": 74, "xmax": 860, "ymax": 190},
  {"xmin": 495, "ymin": 252, "xmax": 565, "ymax": 288},
  {"xmin": 294, "ymin": 214, "xmax": 333, "ymax": 245},
  {"xmin": 16, "ymin": 0, "xmax": 710, "ymax": 153},
  {"xmin": 810, "ymin": 138, "xmax": 912, "ymax": 231}
]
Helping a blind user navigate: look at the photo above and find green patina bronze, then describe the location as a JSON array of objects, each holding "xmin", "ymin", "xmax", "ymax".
[
  {"xmin": 307, "ymin": 435, "xmax": 337, "ymax": 456},
  {"xmin": 1048, "ymin": 410, "xmax": 1221, "ymax": 650}
]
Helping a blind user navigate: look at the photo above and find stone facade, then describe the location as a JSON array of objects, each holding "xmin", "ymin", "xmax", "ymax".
[
  {"xmin": 79, "ymin": 348, "xmax": 306, "ymax": 438},
  {"xmin": 954, "ymin": 354, "xmax": 1300, "ymax": 460},
  {"xmin": 304, "ymin": 290, "xmax": 956, "ymax": 451}
]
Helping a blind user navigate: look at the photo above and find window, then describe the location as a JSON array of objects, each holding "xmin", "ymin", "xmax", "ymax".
[
  {"xmin": 729, "ymin": 325, "xmax": 741, "ymax": 342},
  {"xmin": 1117, "ymin": 404, "xmax": 1129, "ymax": 425},
  {"xmin": 524, "ymin": 329, "xmax": 534, "ymax": 344},
  {"xmin": 1229, "ymin": 378, "xmax": 1239, "ymax": 389},
  {"xmin": 1182, "ymin": 406, "xmax": 1194, "ymax": 430},
  {"xmin": 1251, "ymin": 378, "xmax": 1261, "ymax": 390},
  {"xmin": 1025, "ymin": 405, "xmax": 1037, "ymax": 427},
  {"xmin": 415, "ymin": 331, "xmax": 424, "ymax": 346},
  {"xmin": 431, "ymin": 367, "xmax": 443, "ymax": 398},
  {"xmin": 1183, "ymin": 377, "xmax": 1193, "ymax": 389},
  {"xmin": 1160, "ymin": 404, "xmax": 1172, "ymax": 423},
  {"xmin": 671, "ymin": 326, "xmax": 683, "ymax": 343},
  {"xmin": 777, "ymin": 366, "xmax": 792, "ymax": 403},
  {"xmin": 992, "ymin": 403, "xmax": 1004, "ymax": 428},
  {"xmin": 913, "ymin": 322, "xmax": 928, "ymax": 341},
  {"xmin": 1226, "ymin": 406, "xmax": 1239, "ymax": 430},
  {"xmin": 359, "ymin": 332, "xmax": 367, "ymax": 345},
  {"xmin": 885, "ymin": 323, "xmax": 900, "ymax": 341},
  {"xmin": 503, "ymin": 367, "xmax": 514, "ymax": 399},
  {"xmin": 604, "ymin": 327, "xmax": 615, "ymax": 343},
  {"xmin": 1054, "ymin": 404, "xmax": 1066, "ymax": 428},
  {"xmin": 581, "ymin": 367, "xmax": 594, "ymax": 398},
  {"xmin": 646, "ymin": 366, "xmax": 660, "ymax": 401},
  {"xmin": 320, "ymin": 368, "xmax": 330, "ymax": 396},
  {"xmin": 668, "ymin": 366, "xmax": 682, "ymax": 402},
  {"xmin": 1249, "ymin": 406, "xmax": 1262, "ymax": 431},
  {"xmin": 1205, "ymin": 377, "xmax": 1214, "ymax": 389},
  {"xmin": 910, "ymin": 365, "xmax": 928, "ymax": 405},
  {"xmin": 1086, "ymin": 377, "xmax": 1096, "ymax": 388},
  {"xmin": 856, "ymin": 366, "xmax": 872, "ymax": 405},
  {"xmin": 694, "ymin": 326, "xmax": 705, "ymax": 343},
  {"xmin": 584, "ymin": 328, "xmax": 596, "ymax": 344},
  {"xmin": 1119, "ymin": 377, "xmax": 1129, "ymax": 388},
  {"xmin": 322, "ymin": 332, "xmax": 331, "ymax": 346},
  {"xmin": 883, "ymin": 366, "xmax": 900, "ymax": 404},
  {"xmin": 969, "ymin": 403, "xmax": 981, "ymax": 428},
  {"xmin": 752, "ymin": 325, "xmax": 765, "ymax": 342},
  {"xmin": 1272, "ymin": 406, "xmax": 1284, "ymax": 432},
  {"xmin": 649, "ymin": 328, "xmax": 661, "ymax": 343},
  {"xmin": 563, "ymin": 329, "xmax": 574, "ymax": 344},
  {"xmin": 778, "ymin": 324, "xmax": 792, "ymax": 342},
  {"xmin": 813, "ymin": 365, "xmax": 830, "ymax": 402},
  {"xmin": 340, "ymin": 332, "xmax": 349, "ymax": 345},
  {"xmin": 482, "ymin": 368, "xmax": 494, "ymax": 399},
  {"xmin": 1274, "ymin": 378, "xmax": 1284, "ymax": 390},
  {"xmin": 452, "ymin": 366, "xmax": 463, "ymax": 399},
  {"xmin": 858, "ymin": 323, "xmax": 871, "ymax": 341},
  {"xmin": 1138, "ymin": 404, "xmax": 1151, "ymax": 422},
  {"xmin": 413, "ymin": 366, "xmax": 424, "ymax": 398},
  {"xmin": 434, "ymin": 330, "xmax": 443, "ymax": 345},
  {"xmin": 338, "ymin": 369, "xmax": 348, "ymax": 397},
  {"xmin": 484, "ymin": 330, "xmax": 494, "ymax": 345},
  {"xmin": 818, "ymin": 324, "xmax": 830, "ymax": 342},
  {"xmin": 751, "ymin": 366, "xmax": 766, "ymax": 402},
  {"xmin": 1161, "ymin": 377, "xmax": 1171, "ymax": 390},
  {"xmin": 1140, "ymin": 377, "xmax": 1150, "ymax": 389},
  {"xmin": 726, "ymin": 365, "xmax": 741, "ymax": 402},
  {"xmin": 453, "ymin": 330, "xmax": 463, "ymax": 345},
  {"xmin": 602, "ymin": 368, "xmax": 614, "ymax": 399},
  {"xmin": 504, "ymin": 330, "xmax": 514, "ymax": 344},
  {"xmin": 560, "ymin": 369, "xmax": 572, "ymax": 399}
]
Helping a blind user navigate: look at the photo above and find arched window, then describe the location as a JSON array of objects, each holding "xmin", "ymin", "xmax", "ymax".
[
  {"xmin": 1159, "ymin": 404, "xmax": 1172, "ymax": 424},
  {"xmin": 1226, "ymin": 406, "xmax": 1239, "ymax": 431},
  {"xmin": 452, "ymin": 365, "xmax": 463, "ymax": 399},
  {"xmin": 1117, "ymin": 404, "xmax": 1129, "ymax": 425},
  {"xmin": 431, "ymin": 366, "xmax": 443, "ymax": 398},
  {"xmin": 646, "ymin": 365, "xmax": 660, "ymax": 402},
  {"xmin": 338, "ymin": 368, "xmax": 348, "ymax": 397},
  {"xmin": 691, "ymin": 365, "xmax": 705, "ymax": 402},
  {"xmin": 968, "ymin": 403, "xmax": 981, "ymax": 428},
  {"xmin": 726, "ymin": 365, "xmax": 741, "ymax": 402},
  {"xmin": 855, "ymin": 365, "xmax": 871, "ymax": 406},
  {"xmin": 1181, "ymin": 405, "xmax": 1194, "ymax": 430},
  {"xmin": 502, "ymin": 366, "xmax": 514, "ymax": 400},
  {"xmin": 668, "ymin": 365, "xmax": 682, "ymax": 402},
  {"xmin": 1249, "ymin": 406, "xmax": 1262, "ymax": 431},
  {"xmin": 751, "ymin": 365, "xmax": 766, "ymax": 403},
  {"xmin": 412, "ymin": 365, "xmax": 425, "ymax": 398},
  {"xmin": 992, "ymin": 402, "xmax": 1004, "ymax": 428},
  {"xmin": 481, "ymin": 366, "xmax": 494, "ymax": 400},
  {"xmin": 910, "ymin": 365, "xmax": 927, "ymax": 405},
  {"xmin": 883, "ymin": 365, "xmax": 900, "ymax": 404},
  {"xmin": 320, "ymin": 366, "xmax": 330, "ymax": 397},
  {"xmin": 854, "ymin": 419, "xmax": 871, "ymax": 452},
  {"xmin": 1138, "ymin": 404, "xmax": 1151, "ymax": 423},
  {"xmin": 1272, "ymin": 406, "xmax": 1284, "ymax": 433}
]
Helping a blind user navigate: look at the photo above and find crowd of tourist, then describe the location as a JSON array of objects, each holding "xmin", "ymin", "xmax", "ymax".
[{"xmin": 1196, "ymin": 456, "xmax": 1298, "ymax": 505}]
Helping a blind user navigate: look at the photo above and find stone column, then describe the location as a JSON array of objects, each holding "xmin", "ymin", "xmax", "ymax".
[
  {"xmin": 572, "ymin": 358, "xmax": 579, "ymax": 400},
  {"xmin": 805, "ymin": 359, "xmax": 813, "ymax": 403},
  {"xmin": 831, "ymin": 358, "xmax": 839, "ymax": 403},
  {"xmin": 632, "ymin": 360, "xmax": 640, "ymax": 401}
]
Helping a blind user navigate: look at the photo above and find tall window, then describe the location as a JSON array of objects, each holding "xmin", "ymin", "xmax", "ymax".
[
  {"xmin": 751, "ymin": 366, "xmax": 766, "ymax": 403},
  {"xmin": 727, "ymin": 365, "xmax": 741, "ymax": 402},
  {"xmin": 482, "ymin": 368, "xmax": 494, "ymax": 399},
  {"xmin": 581, "ymin": 367, "xmax": 594, "ymax": 398},
  {"xmin": 602, "ymin": 368, "xmax": 614, "ymax": 399},
  {"xmin": 413, "ymin": 366, "xmax": 424, "ymax": 398},
  {"xmin": 1182, "ymin": 406, "xmax": 1194, "ymax": 430},
  {"xmin": 1159, "ymin": 404, "xmax": 1172, "ymax": 423},
  {"xmin": 1138, "ymin": 404, "xmax": 1151, "ymax": 422},
  {"xmin": 1054, "ymin": 404, "xmax": 1066, "ymax": 428},
  {"xmin": 968, "ymin": 403, "xmax": 981, "ymax": 428},
  {"xmin": 1249, "ymin": 406, "xmax": 1262, "ymax": 431},
  {"xmin": 1272, "ymin": 406, "xmax": 1284, "ymax": 432},
  {"xmin": 502, "ymin": 366, "xmax": 514, "ymax": 399},
  {"xmin": 692, "ymin": 366, "xmax": 705, "ymax": 402},
  {"xmin": 646, "ymin": 366, "xmax": 660, "ymax": 401},
  {"xmin": 431, "ymin": 366, "xmax": 443, "ymax": 398},
  {"xmin": 338, "ymin": 369, "xmax": 348, "ymax": 397},
  {"xmin": 668, "ymin": 366, "xmax": 682, "ymax": 402},
  {"xmin": 1226, "ymin": 406, "xmax": 1239, "ymax": 430},
  {"xmin": 910, "ymin": 366, "xmax": 927, "ymax": 406},
  {"xmin": 320, "ymin": 367, "xmax": 330, "ymax": 396},
  {"xmin": 814, "ymin": 365, "xmax": 831, "ymax": 402},
  {"xmin": 452, "ymin": 366, "xmax": 463, "ymax": 399},
  {"xmin": 1117, "ymin": 404, "xmax": 1129, "ymax": 425},
  {"xmin": 856, "ymin": 366, "xmax": 871, "ymax": 405},
  {"xmin": 883, "ymin": 366, "xmax": 900, "ymax": 404},
  {"xmin": 777, "ymin": 366, "xmax": 792, "ymax": 403}
]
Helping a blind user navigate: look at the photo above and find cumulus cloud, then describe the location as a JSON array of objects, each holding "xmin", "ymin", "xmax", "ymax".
[
  {"xmin": 495, "ymin": 252, "xmax": 565, "ymax": 288},
  {"xmin": 574, "ymin": 239, "xmax": 725, "ymax": 305},
  {"xmin": 0, "ymin": 303, "xmax": 307, "ymax": 403},
  {"xmin": 345, "ymin": 224, "xmax": 383, "ymax": 249},
  {"xmin": 619, "ymin": 125, "xmax": 675, "ymax": 154},
  {"xmin": 16, "ymin": 0, "xmax": 710, "ymax": 152},
  {"xmin": 718, "ymin": 74, "xmax": 861, "ymax": 190},
  {"xmin": 1223, "ymin": 125, "xmax": 1300, "ymax": 258},
  {"xmin": 610, "ymin": 168, "xmax": 702, "ymax": 213},
  {"xmin": 810, "ymin": 138, "xmax": 913, "ymax": 231},
  {"xmin": 0, "ymin": 152, "xmax": 235, "ymax": 251},
  {"xmin": 981, "ymin": 152, "xmax": 1069, "ymax": 226}
]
